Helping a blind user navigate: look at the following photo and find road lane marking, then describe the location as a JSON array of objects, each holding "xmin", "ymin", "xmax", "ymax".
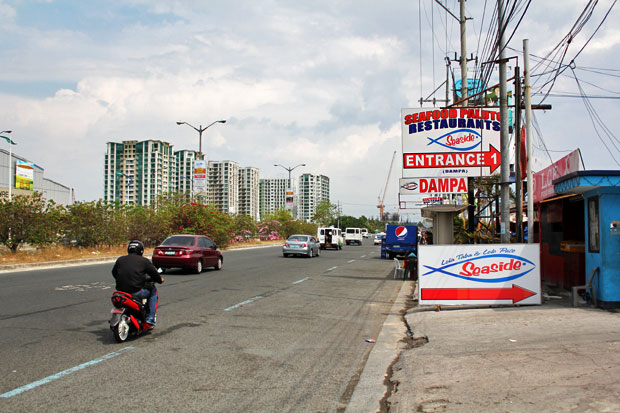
[
  {"xmin": 348, "ymin": 260, "xmax": 356, "ymax": 264},
  {"xmin": 327, "ymin": 266, "xmax": 338, "ymax": 272},
  {"xmin": 0, "ymin": 346, "xmax": 135, "ymax": 398},
  {"xmin": 292, "ymin": 277, "xmax": 309, "ymax": 285},
  {"xmin": 360, "ymin": 255, "xmax": 367, "ymax": 258},
  {"xmin": 224, "ymin": 296, "xmax": 263, "ymax": 311}
]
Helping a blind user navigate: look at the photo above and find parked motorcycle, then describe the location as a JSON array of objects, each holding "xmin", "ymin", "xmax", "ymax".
[{"xmin": 109, "ymin": 280, "xmax": 158, "ymax": 342}]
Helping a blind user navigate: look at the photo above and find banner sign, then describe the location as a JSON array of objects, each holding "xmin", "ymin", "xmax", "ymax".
[
  {"xmin": 400, "ymin": 177, "xmax": 468, "ymax": 195},
  {"xmin": 401, "ymin": 108, "xmax": 501, "ymax": 178},
  {"xmin": 193, "ymin": 160, "xmax": 206, "ymax": 192},
  {"xmin": 418, "ymin": 244, "xmax": 541, "ymax": 306},
  {"xmin": 15, "ymin": 160, "xmax": 34, "ymax": 190},
  {"xmin": 285, "ymin": 188, "xmax": 294, "ymax": 205},
  {"xmin": 531, "ymin": 149, "xmax": 580, "ymax": 204}
]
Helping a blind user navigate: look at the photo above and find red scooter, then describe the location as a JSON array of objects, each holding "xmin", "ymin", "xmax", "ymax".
[{"xmin": 109, "ymin": 286, "xmax": 158, "ymax": 342}]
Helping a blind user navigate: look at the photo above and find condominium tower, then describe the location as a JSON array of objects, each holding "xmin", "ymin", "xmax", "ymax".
[{"xmin": 297, "ymin": 173, "xmax": 330, "ymax": 222}]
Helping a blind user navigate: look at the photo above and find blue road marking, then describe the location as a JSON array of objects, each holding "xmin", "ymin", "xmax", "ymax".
[{"xmin": 0, "ymin": 346, "xmax": 135, "ymax": 398}]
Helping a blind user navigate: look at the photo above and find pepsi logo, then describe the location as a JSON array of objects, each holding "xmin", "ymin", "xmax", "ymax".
[{"xmin": 395, "ymin": 226, "xmax": 408, "ymax": 239}]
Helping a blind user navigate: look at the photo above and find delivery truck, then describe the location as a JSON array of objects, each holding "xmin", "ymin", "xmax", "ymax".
[{"xmin": 381, "ymin": 224, "xmax": 418, "ymax": 259}]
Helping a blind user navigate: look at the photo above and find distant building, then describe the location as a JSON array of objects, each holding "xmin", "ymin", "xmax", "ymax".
[
  {"xmin": 104, "ymin": 140, "xmax": 176, "ymax": 205},
  {"xmin": 259, "ymin": 178, "xmax": 289, "ymax": 218},
  {"xmin": 0, "ymin": 148, "xmax": 72, "ymax": 205},
  {"xmin": 206, "ymin": 160, "xmax": 239, "ymax": 213},
  {"xmin": 175, "ymin": 149, "xmax": 201, "ymax": 200},
  {"xmin": 239, "ymin": 167, "xmax": 260, "ymax": 220},
  {"xmin": 297, "ymin": 173, "xmax": 330, "ymax": 222}
]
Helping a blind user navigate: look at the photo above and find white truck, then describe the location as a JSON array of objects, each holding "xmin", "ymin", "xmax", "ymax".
[
  {"xmin": 317, "ymin": 227, "xmax": 343, "ymax": 250},
  {"xmin": 344, "ymin": 227, "xmax": 363, "ymax": 245}
]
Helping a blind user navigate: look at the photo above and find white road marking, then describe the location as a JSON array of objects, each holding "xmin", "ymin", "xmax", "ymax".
[
  {"xmin": 347, "ymin": 260, "xmax": 356, "ymax": 264},
  {"xmin": 292, "ymin": 277, "xmax": 309, "ymax": 284},
  {"xmin": 0, "ymin": 347, "xmax": 135, "ymax": 398},
  {"xmin": 224, "ymin": 296, "xmax": 263, "ymax": 311},
  {"xmin": 327, "ymin": 266, "xmax": 338, "ymax": 272}
]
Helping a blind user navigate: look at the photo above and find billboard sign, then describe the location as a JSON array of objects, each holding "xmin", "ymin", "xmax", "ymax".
[
  {"xmin": 285, "ymin": 188, "xmax": 294, "ymax": 206},
  {"xmin": 401, "ymin": 108, "xmax": 501, "ymax": 178},
  {"xmin": 418, "ymin": 244, "xmax": 541, "ymax": 306},
  {"xmin": 15, "ymin": 160, "xmax": 34, "ymax": 190},
  {"xmin": 400, "ymin": 177, "xmax": 468, "ymax": 195},
  {"xmin": 193, "ymin": 160, "xmax": 206, "ymax": 192},
  {"xmin": 531, "ymin": 149, "xmax": 580, "ymax": 204}
]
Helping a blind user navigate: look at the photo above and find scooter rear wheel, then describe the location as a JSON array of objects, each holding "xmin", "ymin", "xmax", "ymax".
[{"xmin": 113, "ymin": 315, "xmax": 130, "ymax": 343}]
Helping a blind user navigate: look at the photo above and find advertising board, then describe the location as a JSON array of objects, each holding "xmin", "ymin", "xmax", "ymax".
[
  {"xmin": 193, "ymin": 160, "xmax": 206, "ymax": 192},
  {"xmin": 531, "ymin": 149, "xmax": 580, "ymax": 204},
  {"xmin": 418, "ymin": 244, "xmax": 541, "ymax": 306},
  {"xmin": 285, "ymin": 188, "xmax": 294, "ymax": 208},
  {"xmin": 15, "ymin": 160, "xmax": 34, "ymax": 190},
  {"xmin": 401, "ymin": 107, "xmax": 501, "ymax": 178},
  {"xmin": 399, "ymin": 177, "xmax": 468, "ymax": 195}
]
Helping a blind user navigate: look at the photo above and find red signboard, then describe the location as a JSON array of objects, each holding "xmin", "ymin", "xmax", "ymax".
[{"xmin": 531, "ymin": 149, "xmax": 581, "ymax": 204}]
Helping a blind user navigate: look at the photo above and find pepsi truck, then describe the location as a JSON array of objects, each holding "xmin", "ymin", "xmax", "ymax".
[{"xmin": 381, "ymin": 224, "xmax": 418, "ymax": 260}]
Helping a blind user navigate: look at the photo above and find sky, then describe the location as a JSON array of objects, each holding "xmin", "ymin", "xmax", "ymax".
[{"xmin": 0, "ymin": 0, "xmax": 619, "ymax": 220}]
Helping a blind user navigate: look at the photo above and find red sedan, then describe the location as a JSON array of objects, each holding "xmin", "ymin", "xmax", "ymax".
[{"xmin": 152, "ymin": 234, "xmax": 223, "ymax": 274}]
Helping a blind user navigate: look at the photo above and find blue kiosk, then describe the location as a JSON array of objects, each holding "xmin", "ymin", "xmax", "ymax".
[{"xmin": 554, "ymin": 171, "xmax": 620, "ymax": 308}]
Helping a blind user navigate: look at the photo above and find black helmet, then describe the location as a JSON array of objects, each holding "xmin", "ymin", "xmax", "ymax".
[{"xmin": 127, "ymin": 240, "xmax": 144, "ymax": 256}]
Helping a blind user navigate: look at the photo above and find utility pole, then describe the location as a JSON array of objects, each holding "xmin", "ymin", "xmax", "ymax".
[
  {"xmin": 498, "ymin": 0, "xmax": 510, "ymax": 243},
  {"xmin": 524, "ymin": 39, "xmax": 534, "ymax": 244},
  {"xmin": 460, "ymin": 0, "xmax": 468, "ymax": 106},
  {"xmin": 514, "ymin": 65, "xmax": 523, "ymax": 242}
]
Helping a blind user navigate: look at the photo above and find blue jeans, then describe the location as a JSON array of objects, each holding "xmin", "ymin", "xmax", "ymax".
[{"xmin": 133, "ymin": 286, "xmax": 158, "ymax": 324}]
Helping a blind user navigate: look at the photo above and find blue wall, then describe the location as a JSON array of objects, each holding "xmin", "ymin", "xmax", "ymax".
[{"xmin": 585, "ymin": 187, "xmax": 620, "ymax": 306}]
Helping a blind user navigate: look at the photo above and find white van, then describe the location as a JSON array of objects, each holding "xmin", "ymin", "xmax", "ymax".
[
  {"xmin": 317, "ymin": 227, "xmax": 343, "ymax": 250},
  {"xmin": 344, "ymin": 228, "xmax": 363, "ymax": 245},
  {"xmin": 361, "ymin": 228, "xmax": 369, "ymax": 238}
]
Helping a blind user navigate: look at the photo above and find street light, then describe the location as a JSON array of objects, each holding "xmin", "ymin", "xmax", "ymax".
[
  {"xmin": 1, "ymin": 130, "xmax": 15, "ymax": 201},
  {"xmin": 176, "ymin": 120, "xmax": 226, "ymax": 156},
  {"xmin": 274, "ymin": 163, "xmax": 306, "ymax": 188}
]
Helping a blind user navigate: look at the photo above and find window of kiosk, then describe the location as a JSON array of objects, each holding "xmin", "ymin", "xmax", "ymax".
[{"xmin": 588, "ymin": 197, "xmax": 600, "ymax": 253}]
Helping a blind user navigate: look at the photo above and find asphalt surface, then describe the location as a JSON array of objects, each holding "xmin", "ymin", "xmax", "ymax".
[{"xmin": 0, "ymin": 242, "xmax": 403, "ymax": 412}]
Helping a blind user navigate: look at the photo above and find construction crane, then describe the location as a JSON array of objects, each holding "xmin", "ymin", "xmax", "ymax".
[{"xmin": 377, "ymin": 150, "xmax": 397, "ymax": 221}]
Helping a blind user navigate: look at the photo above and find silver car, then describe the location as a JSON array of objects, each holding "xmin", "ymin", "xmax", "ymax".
[{"xmin": 282, "ymin": 234, "xmax": 321, "ymax": 258}]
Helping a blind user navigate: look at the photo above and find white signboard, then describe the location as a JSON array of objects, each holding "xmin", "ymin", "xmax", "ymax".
[
  {"xmin": 400, "ymin": 177, "xmax": 468, "ymax": 195},
  {"xmin": 418, "ymin": 244, "xmax": 541, "ymax": 306},
  {"xmin": 193, "ymin": 160, "xmax": 206, "ymax": 192},
  {"xmin": 401, "ymin": 107, "xmax": 501, "ymax": 178}
]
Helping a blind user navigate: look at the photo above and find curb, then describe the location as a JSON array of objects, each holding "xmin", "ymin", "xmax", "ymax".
[{"xmin": 345, "ymin": 279, "xmax": 413, "ymax": 412}]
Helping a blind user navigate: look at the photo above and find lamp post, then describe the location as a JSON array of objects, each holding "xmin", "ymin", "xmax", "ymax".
[
  {"xmin": 274, "ymin": 163, "xmax": 306, "ymax": 213},
  {"xmin": 176, "ymin": 120, "xmax": 226, "ymax": 157},
  {"xmin": 1, "ymin": 130, "xmax": 15, "ymax": 201},
  {"xmin": 274, "ymin": 163, "xmax": 306, "ymax": 188}
]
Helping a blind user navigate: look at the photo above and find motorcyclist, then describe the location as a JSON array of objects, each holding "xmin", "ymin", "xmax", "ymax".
[{"xmin": 112, "ymin": 240, "xmax": 164, "ymax": 329}]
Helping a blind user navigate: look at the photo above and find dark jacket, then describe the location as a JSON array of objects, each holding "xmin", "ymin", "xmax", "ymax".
[{"xmin": 112, "ymin": 254, "xmax": 162, "ymax": 294}]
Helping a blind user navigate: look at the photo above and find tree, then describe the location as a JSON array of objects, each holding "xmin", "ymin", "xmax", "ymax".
[
  {"xmin": 0, "ymin": 193, "xmax": 59, "ymax": 252},
  {"xmin": 312, "ymin": 200, "xmax": 338, "ymax": 227}
]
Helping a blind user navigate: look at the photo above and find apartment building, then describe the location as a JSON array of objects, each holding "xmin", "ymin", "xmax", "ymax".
[
  {"xmin": 238, "ymin": 167, "xmax": 260, "ymax": 220},
  {"xmin": 259, "ymin": 178, "xmax": 289, "ymax": 218},
  {"xmin": 297, "ymin": 173, "xmax": 330, "ymax": 222},
  {"xmin": 206, "ymin": 160, "xmax": 239, "ymax": 213},
  {"xmin": 104, "ymin": 140, "xmax": 175, "ymax": 205},
  {"xmin": 175, "ymin": 149, "xmax": 201, "ymax": 199}
]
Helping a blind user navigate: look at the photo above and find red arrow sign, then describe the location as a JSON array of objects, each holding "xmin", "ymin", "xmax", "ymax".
[
  {"xmin": 421, "ymin": 284, "xmax": 536, "ymax": 304},
  {"xmin": 403, "ymin": 145, "xmax": 501, "ymax": 173}
]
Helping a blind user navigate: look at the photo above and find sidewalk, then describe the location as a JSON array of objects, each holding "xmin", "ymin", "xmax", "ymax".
[{"xmin": 386, "ymin": 285, "xmax": 620, "ymax": 412}]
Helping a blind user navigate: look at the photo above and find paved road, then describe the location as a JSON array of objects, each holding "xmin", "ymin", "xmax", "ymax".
[{"xmin": 0, "ymin": 242, "xmax": 398, "ymax": 412}]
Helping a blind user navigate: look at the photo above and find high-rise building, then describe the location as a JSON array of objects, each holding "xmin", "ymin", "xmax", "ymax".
[
  {"xmin": 104, "ymin": 140, "xmax": 175, "ymax": 205},
  {"xmin": 259, "ymin": 178, "xmax": 288, "ymax": 218},
  {"xmin": 297, "ymin": 173, "xmax": 330, "ymax": 222},
  {"xmin": 174, "ymin": 149, "xmax": 201, "ymax": 200},
  {"xmin": 206, "ymin": 160, "xmax": 239, "ymax": 213},
  {"xmin": 238, "ymin": 167, "xmax": 260, "ymax": 220}
]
